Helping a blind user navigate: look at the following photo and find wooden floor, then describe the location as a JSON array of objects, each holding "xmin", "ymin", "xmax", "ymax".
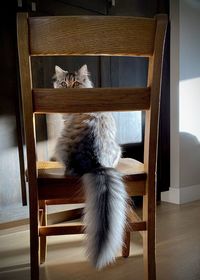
[{"xmin": 0, "ymin": 200, "xmax": 200, "ymax": 280}]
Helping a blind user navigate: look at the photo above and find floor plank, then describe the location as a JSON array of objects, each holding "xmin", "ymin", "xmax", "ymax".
[{"xmin": 0, "ymin": 201, "xmax": 200, "ymax": 280}]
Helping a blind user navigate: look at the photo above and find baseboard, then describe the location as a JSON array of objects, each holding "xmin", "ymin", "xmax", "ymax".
[{"xmin": 161, "ymin": 184, "xmax": 200, "ymax": 204}]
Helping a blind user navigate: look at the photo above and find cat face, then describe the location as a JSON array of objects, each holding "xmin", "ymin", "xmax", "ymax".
[{"xmin": 53, "ymin": 64, "xmax": 93, "ymax": 89}]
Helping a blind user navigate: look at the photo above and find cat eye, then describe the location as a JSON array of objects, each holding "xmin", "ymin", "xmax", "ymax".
[
  {"xmin": 73, "ymin": 81, "xmax": 81, "ymax": 87},
  {"xmin": 61, "ymin": 81, "xmax": 67, "ymax": 87}
]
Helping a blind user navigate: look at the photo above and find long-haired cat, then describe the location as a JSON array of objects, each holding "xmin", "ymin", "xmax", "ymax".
[{"xmin": 53, "ymin": 64, "xmax": 127, "ymax": 269}]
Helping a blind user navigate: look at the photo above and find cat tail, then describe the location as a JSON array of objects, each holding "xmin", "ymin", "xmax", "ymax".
[{"xmin": 82, "ymin": 167, "xmax": 128, "ymax": 269}]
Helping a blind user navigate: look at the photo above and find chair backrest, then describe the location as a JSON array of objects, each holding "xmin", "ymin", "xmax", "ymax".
[{"xmin": 17, "ymin": 12, "xmax": 167, "ymax": 199}]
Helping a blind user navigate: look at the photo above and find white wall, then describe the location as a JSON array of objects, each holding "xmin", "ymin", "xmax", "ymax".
[{"xmin": 162, "ymin": 0, "xmax": 200, "ymax": 204}]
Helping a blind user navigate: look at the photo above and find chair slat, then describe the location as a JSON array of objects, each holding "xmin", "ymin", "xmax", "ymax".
[
  {"xmin": 39, "ymin": 224, "xmax": 84, "ymax": 236},
  {"xmin": 130, "ymin": 221, "xmax": 146, "ymax": 231},
  {"xmin": 33, "ymin": 87, "xmax": 150, "ymax": 113},
  {"xmin": 29, "ymin": 16, "xmax": 156, "ymax": 57},
  {"xmin": 39, "ymin": 221, "xmax": 146, "ymax": 236}
]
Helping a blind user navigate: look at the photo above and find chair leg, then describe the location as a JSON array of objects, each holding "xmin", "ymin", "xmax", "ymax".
[
  {"xmin": 39, "ymin": 200, "xmax": 47, "ymax": 264},
  {"xmin": 122, "ymin": 226, "xmax": 130, "ymax": 258},
  {"xmin": 30, "ymin": 202, "xmax": 40, "ymax": 280},
  {"xmin": 143, "ymin": 195, "xmax": 156, "ymax": 280}
]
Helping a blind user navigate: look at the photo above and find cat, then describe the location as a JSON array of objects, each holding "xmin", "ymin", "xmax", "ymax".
[{"xmin": 53, "ymin": 64, "xmax": 127, "ymax": 269}]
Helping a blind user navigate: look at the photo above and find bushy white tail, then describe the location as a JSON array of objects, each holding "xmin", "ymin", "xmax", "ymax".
[{"xmin": 83, "ymin": 167, "xmax": 127, "ymax": 269}]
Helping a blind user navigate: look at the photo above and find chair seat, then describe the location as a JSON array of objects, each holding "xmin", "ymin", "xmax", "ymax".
[
  {"xmin": 37, "ymin": 158, "xmax": 147, "ymax": 202},
  {"xmin": 37, "ymin": 157, "xmax": 145, "ymax": 177}
]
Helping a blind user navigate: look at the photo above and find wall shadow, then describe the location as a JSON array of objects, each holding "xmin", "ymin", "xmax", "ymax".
[{"xmin": 180, "ymin": 132, "xmax": 200, "ymax": 187}]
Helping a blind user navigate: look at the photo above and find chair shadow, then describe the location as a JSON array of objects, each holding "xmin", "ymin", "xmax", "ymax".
[
  {"xmin": 0, "ymin": 255, "xmax": 143, "ymax": 280},
  {"xmin": 0, "ymin": 231, "xmax": 143, "ymax": 279},
  {"xmin": 40, "ymin": 255, "xmax": 143, "ymax": 280}
]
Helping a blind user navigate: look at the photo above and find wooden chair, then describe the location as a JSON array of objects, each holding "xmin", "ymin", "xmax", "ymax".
[{"xmin": 17, "ymin": 13, "xmax": 167, "ymax": 280}]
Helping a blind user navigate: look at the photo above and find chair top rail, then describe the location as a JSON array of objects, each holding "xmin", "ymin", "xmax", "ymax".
[{"xmin": 29, "ymin": 16, "xmax": 156, "ymax": 57}]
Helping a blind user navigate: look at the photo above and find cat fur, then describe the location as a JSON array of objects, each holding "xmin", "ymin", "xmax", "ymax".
[{"xmin": 53, "ymin": 64, "xmax": 127, "ymax": 269}]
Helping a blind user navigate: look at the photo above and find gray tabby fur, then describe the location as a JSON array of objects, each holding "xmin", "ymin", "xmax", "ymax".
[{"xmin": 53, "ymin": 65, "xmax": 127, "ymax": 269}]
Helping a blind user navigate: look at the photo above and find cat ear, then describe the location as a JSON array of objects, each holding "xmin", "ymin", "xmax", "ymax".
[
  {"xmin": 78, "ymin": 64, "xmax": 89, "ymax": 76},
  {"xmin": 54, "ymin": 65, "xmax": 67, "ymax": 79}
]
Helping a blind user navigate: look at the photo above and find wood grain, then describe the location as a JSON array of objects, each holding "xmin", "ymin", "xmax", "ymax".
[
  {"xmin": 17, "ymin": 13, "xmax": 39, "ymax": 280},
  {"xmin": 37, "ymin": 178, "xmax": 146, "ymax": 201},
  {"xmin": 39, "ymin": 200, "xmax": 47, "ymax": 264},
  {"xmin": 33, "ymin": 87, "xmax": 150, "ymax": 113},
  {"xmin": 37, "ymin": 158, "xmax": 147, "ymax": 200},
  {"xmin": 37, "ymin": 158, "xmax": 146, "ymax": 177},
  {"xmin": 128, "ymin": 206, "xmax": 144, "ymax": 237},
  {"xmin": 39, "ymin": 224, "xmax": 84, "ymax": 236},
  {"xmin": 130, "ymin": 221, "xmax": 146, "ymax": 231},
  {"xmin": 38, "ymin": 178, "xmax": 84, "ymax": 202},
  {"xmin": 143, "ymin": 14, "xmax": 168, "ymax": 280},
  {"xmin": 122, "ymin": 227, "xmax": 130, "ymax": 258},
  {"xmin": 29, "ymin": 16, "xmax": 156, "ymax": 57}
]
